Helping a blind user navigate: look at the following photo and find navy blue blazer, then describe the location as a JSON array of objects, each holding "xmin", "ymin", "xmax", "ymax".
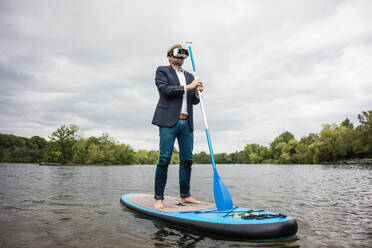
[{"xmin": 152, "ymin": 65, "xmax": 200, "ymax": 130}]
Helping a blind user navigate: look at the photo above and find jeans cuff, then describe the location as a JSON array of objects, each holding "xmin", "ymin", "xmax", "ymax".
[
  {"xmin": 154, "ymin": 194, "xmax": 164, "ymax": 200},
  {"xmin": 180, "ymin": 193, "xmax": 191, "ymax": 199}
]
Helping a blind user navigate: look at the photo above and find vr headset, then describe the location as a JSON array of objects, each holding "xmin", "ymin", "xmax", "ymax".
[{"xmin": 168, "ymin": 48, "xmax": 189, "ymax": 59}]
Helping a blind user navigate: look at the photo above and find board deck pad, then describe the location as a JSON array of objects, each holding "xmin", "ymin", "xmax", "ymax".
[{"xmin": 126, "ymin": 193, "xmax": 215, "ymax": 213}]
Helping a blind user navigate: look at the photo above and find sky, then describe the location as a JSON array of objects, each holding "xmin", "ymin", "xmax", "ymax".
[{"xmin": 0, "ymin": 0, "xmax": 371, "ymax": 153}]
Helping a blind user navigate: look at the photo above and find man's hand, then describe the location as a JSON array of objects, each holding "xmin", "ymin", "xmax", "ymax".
[
  {"xmin": 186, "ymin": 80, "xmax": 203, "ymax": 91},
  {"xmin": 196, "ymin": 85, "xmax": 203, "ymax": 92}
]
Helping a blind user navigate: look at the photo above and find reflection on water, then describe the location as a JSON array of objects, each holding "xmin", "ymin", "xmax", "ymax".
[
  {"xmin": 0, "ymin": 163, "xmax": 371, "ymax": 247},
  {"xmin": 150, "ymin": 219, "xmax": 301, "ymax": 248}
]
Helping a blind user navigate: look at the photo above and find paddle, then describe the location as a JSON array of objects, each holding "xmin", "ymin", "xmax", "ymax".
[{"xmin": 186, "ymin": 41, "xmax": 233, "ymax": 211}]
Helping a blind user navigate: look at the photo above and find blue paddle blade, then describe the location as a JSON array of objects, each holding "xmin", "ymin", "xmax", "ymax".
[{"xmin": 213, "ymin": 172, "xmax": 233, "ymax": 211}]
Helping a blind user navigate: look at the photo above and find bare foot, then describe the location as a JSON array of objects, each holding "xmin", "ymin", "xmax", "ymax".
[
  {"xmin": 181, "ymin": 197, "xmax": 200, "ymax": 204},
  {"xmin": 154, "ymin": 200, "xmax": 164, "ymax": 209}
]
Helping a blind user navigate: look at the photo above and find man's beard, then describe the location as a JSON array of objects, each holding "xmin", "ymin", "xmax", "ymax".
[{"xmin": 172, "ymin": 59, "xmax": 183, "ymax": 67}]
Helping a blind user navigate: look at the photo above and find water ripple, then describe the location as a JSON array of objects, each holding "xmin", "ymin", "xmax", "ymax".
[{"xmin": 0, "ymin": 163, "xmax": 371, "ymax": 247}]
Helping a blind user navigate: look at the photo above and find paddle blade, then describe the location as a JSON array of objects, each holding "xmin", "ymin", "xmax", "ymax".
[{"xmin": 213, "ymin": 172, "xmax": 233, "ymax": 211}]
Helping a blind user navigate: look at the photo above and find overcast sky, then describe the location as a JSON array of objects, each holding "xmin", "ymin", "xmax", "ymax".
[{"xmin": 0, "ymin": 0, "xmax": 371, "ymax": 153}]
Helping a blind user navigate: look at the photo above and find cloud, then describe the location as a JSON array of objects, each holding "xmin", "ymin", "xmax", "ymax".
[{"xmin": 0, "ymin": 0, "xmax": 371, "ymax": 153}]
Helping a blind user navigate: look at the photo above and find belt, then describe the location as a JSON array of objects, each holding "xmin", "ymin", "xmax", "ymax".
[{"xmin": 180, "ymin": 114, "xmax": 188, "ymax": 120}]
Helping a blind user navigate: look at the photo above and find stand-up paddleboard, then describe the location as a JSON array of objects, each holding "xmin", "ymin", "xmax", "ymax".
[{"xmin": 120, "ymin": 193, "xmax": 298, "ymax": 241}]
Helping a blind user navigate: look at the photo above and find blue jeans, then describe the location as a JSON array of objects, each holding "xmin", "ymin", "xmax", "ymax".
[{"xmin": 154, "ymin": 119, "xmax": 194, "ymax": 200}]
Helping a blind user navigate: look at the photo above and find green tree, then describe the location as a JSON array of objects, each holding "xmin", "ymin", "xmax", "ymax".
[
  {"xmin": 46, "ymin": 142, "xmax": 63, "ymax": 163},
  {"xmin": 294, "ymin": 142, "xmax": 309, "ymax": 163},
  {"xmin": 307, "ymin": 140, "xmax": 326, "ymax": 164},
  {"xmin": 147, "ymin": 150, "xmax": 159, "ymax": 164},
  {"xmin": 277, "ymin": 139, "xmax": 299, "ymax": 163},
  {"xmin": 277, "ymin": 152, "xmax": 291, "ymax": 164},
  {"xmin": 48, "ymin": 124, "xmax": 79, "ymax": 163},
  {"xmin": 135, "ymin": 150, "xmax": 149, "ymax": 164},
  {"xmin": 114, "ymin": 144, "xmax": 135, "ymax": 164},
  {"xmin": 249, "ymin": 153, "xmax": 261, "ymax": 164},
  {"xmin": 0, "ymin": 134, "xmax": 47, "ymax": 163},
  {"xmin": 215, "ymin": 153, "xmax": 232, "ymax": 164},
  {"xmin": 319, "ymin": 124, "xmax": 355, "ymax": 161},
  {"xmin": 300, "ymin": 133, "xmax": 319, "ymax": 145},
  {"xmin": 270, "ymin": 131, "xmax": 295, "ymax": 148},
  {"xmin": 353, "ymin": 111, "xmax": 372, "ymax": 156},
  {"xmin": 86, "ymin": 143, "xmax": 104, "ymax": 164},
  {"xmin": 134, "ymin": 150, "xmax": 159, "ymax": 165},
  {"xmin": 72, "ymin": 139, "xmax": 88, "ymax": 164},
  {"xmin": 341, "ymin": 118, "xmax": 354, "ymax": 129},
  {"xmin": 194, "ymin": 151, "xmax": 211, "ymax": 164},
  {"xmin": 170, "ymin": 148, "xmax": 179, "ymax": 164},
  {"xmin": 270, "ymin": 131, "xmax": 295, "ymax": 160},
  {"xmin": 240, "ymin": 144, "xmax": 261, "ymax": 163}
]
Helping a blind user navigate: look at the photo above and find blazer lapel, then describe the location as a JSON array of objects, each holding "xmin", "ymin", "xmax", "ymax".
[
  {"xmin": 169, "ymin": 66, "xmax": 180, "ymax": 86},
  {"xmin": 184, "ymin": 71, "xmax": 192, "ymax": 85},
  {"xmin": 184, "ymin": 72, "xmax": 193, "ymax": 98}
]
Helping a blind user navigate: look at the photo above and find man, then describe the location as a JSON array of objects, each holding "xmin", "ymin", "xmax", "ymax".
[{"xmin": 152, "ymin": 44, "xmax": 203, "ymax": 209}]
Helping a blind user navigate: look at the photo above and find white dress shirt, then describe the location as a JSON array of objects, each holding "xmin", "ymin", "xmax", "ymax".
[{"xmin": 173, "ymin": 66, "xmax": 188, "ymax": 115}]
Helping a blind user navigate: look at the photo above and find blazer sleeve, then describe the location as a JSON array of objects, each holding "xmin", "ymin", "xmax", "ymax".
[
  {"xmin": 191, "ymin": 89, "xmax": 200, "ymax": 105},
  {"xmin": 188, "ymin": 73, "xmax": 200, "ymax": 105},
  {"xmin": 155, "ymin": 67, "xmax": 185, "ymax": 98}
]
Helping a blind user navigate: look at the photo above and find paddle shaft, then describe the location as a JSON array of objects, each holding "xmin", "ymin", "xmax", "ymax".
[
  {"xmin": 186, "ymin": 42, "xmax": 217, "ymax": 172},
  {"xmin": 186, "ymin": 41, "xmax": 233, "ymax": 211}
]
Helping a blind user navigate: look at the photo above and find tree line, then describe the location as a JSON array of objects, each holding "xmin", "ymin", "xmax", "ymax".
[
  {"xmin": 195, "ymin": 110, "xmax": 372, "ymax": 164},
  {"xmin": 0, "ymin": 124, "xmax": 177, "ymax": 165},
  {"xmin": 0, "ymin": 110, "xmax": 371, "ymax": 165}
]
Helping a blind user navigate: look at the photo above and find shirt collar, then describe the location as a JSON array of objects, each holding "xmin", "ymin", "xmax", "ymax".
[{"xmin": 171, "ymin": 65, "xmax": 184, "ymax": 73}]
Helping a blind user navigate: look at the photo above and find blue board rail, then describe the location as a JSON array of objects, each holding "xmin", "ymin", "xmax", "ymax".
[{"xmin": 120, "ymin": 193, "xmax": 298, "ymax": 241}]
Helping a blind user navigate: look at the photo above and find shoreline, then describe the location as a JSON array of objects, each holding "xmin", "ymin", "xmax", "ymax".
[{"xmin": 1, "ymin": 161, "xmax": 371, "ymax": 166}]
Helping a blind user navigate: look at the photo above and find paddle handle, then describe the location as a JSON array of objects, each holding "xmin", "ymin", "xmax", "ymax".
[{"xmin": 186, "ymin": 42, "xmax": 217, "ymax": 171}]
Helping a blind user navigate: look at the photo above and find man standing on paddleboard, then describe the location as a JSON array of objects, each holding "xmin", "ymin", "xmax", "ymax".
[{"xmin": 152, "ymin": 44, "xmax": 203, "ymax": 209}]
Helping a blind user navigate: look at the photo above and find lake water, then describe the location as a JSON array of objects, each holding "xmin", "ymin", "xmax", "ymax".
[{"xmin": 0, "ymin": 163, "xmax": 371, "ymax": 247}]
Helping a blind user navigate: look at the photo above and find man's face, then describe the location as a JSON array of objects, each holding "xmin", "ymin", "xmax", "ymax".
[{"xmin": 168, "ymin": 56, "xmax": 184, "ymax": 67}]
